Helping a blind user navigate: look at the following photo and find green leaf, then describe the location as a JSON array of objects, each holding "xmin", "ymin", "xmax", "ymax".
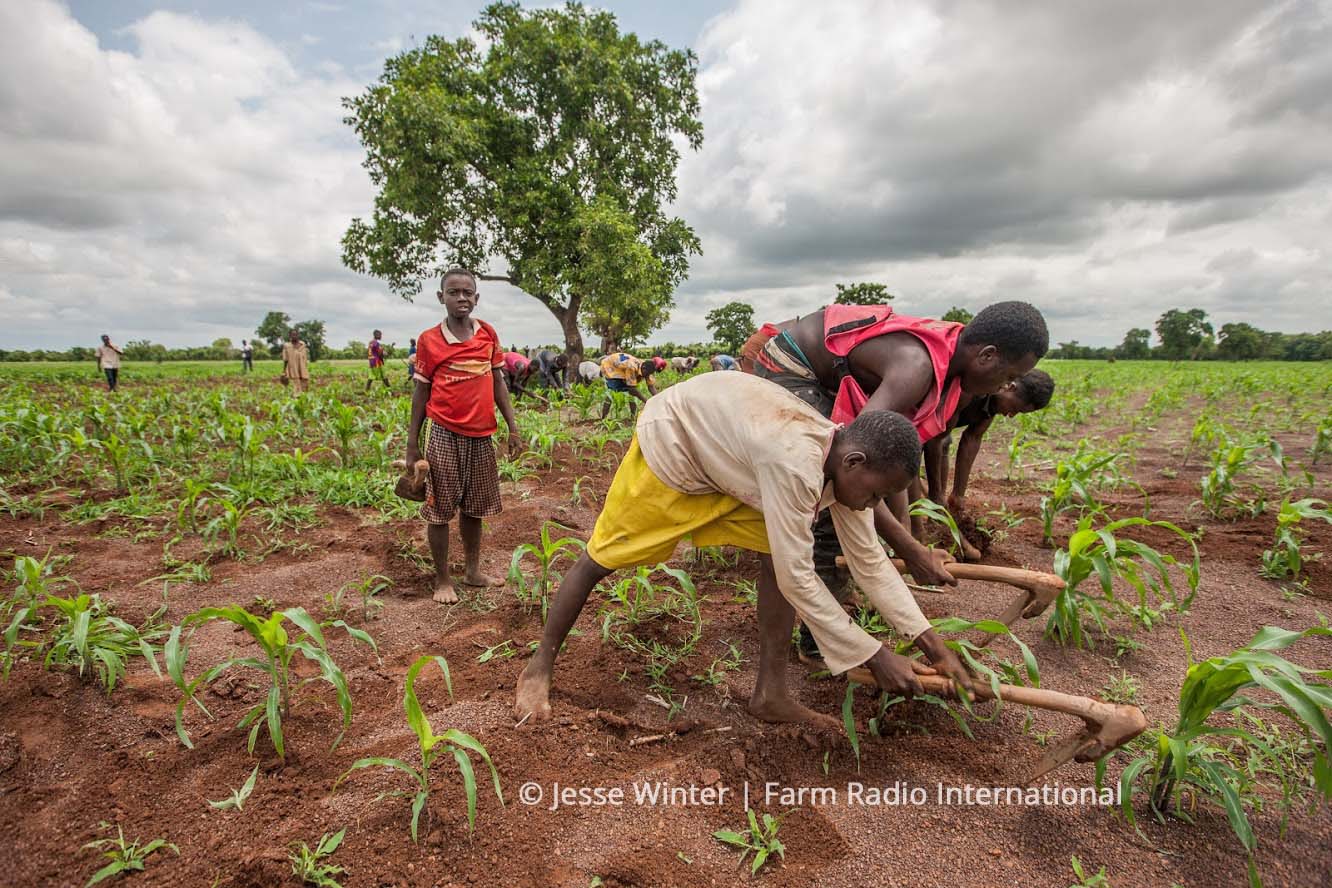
[
  {"xmin": 453, "ymin": 746, "xmax": 479, "ymax": 831},
  {"xmin": 266, "ymin": 684, "xmax": 284, "ymax": 758},
  {"xmin": 410, "ymin": 790, "xmax": 430, "ymax": 844}
]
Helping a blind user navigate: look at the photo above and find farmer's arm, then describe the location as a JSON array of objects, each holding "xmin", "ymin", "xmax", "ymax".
[
  {"xmin": 872, "ymin": 501, "xmax": 956, "ymax": 586},
  {"xmin": 950, "ymin": 416, "xmax": 993, "ymax": 513},
  {"xmin": 405, "ymin": 379, "xmax": 430, "ymax": 464},
  {"xmin": 923, "ymin": 437, "xmax": 947, "ymax": 503},
  {"xmin": 831, "ymin": 504, "xmax": 970, "ymax": 691},
  {"xmin": 492, "ymin": 369, "xmax": 520, "ymax": 455},
  {"xmin": 756, "ymin": 467, "xmax": 884, "ymax": 675}
]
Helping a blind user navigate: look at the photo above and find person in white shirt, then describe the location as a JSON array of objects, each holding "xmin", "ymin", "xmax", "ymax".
[
  {"xmin": 95, "ymin": 334, "xmax": 123, "ymax": 391},
  {"xmin": 515, "ymin": 373, "xmax": 969, "ymax": 728}
]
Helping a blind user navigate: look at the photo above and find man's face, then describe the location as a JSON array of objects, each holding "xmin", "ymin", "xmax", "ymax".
[
  {"xmin": 831, "ymin": 455, "xmax": 912, "ymax": 511},
  {"xmin": 992, "ymin": 383, "xmax": 1036, "ymax": 418},
  {"xmin": 554, "ymin": 354, "xmax": 568, "ymax": 369},
  {"xmin": 963, "ymin": 347, "xmax": 1038, "ymax": 397},
  {"xmin": 289, "ymin": 330, "xmax": 299, "ymax": 343},
  {"xmin": 438, "ymin": 274, "xmax": 478, "ymax": 318}
]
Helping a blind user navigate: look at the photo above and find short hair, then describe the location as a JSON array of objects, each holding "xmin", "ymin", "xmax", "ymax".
[
  {"xmin": 844, "ymin": 410, "xmax": 921, "ymax": 476},
  {"xmin": 441, "ymin": 267, "xmax": 478, "ymax": 288},
  {"xmin": 960, "ymin": 301, "xmax": 1049, "ymax": 361},
  {"xmin": 1015, "ymin": 369, "xmax": 1055, "ymax": 410},
  {"xmin": 640, "ymin": 358, "xmax": 658, "ymax": 375}
]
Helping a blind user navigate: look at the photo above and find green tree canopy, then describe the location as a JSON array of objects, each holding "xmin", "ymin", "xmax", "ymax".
[
  {"xmin": 706, "ymin": 301, "xmax": 756, "ymax": 354},
  {"xmin": 834, "ymin": 282, "xmax": 892, "ymax": 305},
  {"xmin": 256, "ymin": 312, "xmax": 291, "ymax": 356},
  {"xmin": 1155, "ymin": 308, "xmax": 1214, "ymax": 360},
  {"xmin": 293, "ymin": 320, "xmax": 327, "ymax": 362},
  {"xmin": 341, "ymin": 1, "xmax": 703, "ymax": 363},
  {"xmin": 1216, "ymin": 322, "xmax": 1276, "ymax": 361},
  {"xmin": 1117, "ymin": 327, "xmax": 1152, "ymax": 359},
  {"xmin": 941, "ymin": 306, "xmax": 974, "ymax": 324}
]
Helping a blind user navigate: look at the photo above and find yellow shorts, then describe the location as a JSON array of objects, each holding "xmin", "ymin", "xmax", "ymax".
[{"xmin": 587, "ymin": 438, "xmax": 770, "ymax": 569}]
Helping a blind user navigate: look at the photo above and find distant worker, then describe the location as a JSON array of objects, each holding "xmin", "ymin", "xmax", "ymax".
[
  {"xmin": 600, "ymin": 351, "xmax": 658, "ymax": 419},
  {"xmin": 366, "ymin": 329, "xmax": 391, "ymax": 392},
  {"xmin": 281, "ymin": 329, "xmax": 310, "ymax": 394},
  {"xmin": 670, "ymin": 355, "xmax": 700, "ymax": 373},
  {"xmin": 405, "ymin": 337, "xmax": 418, "ymax": 386},
  {"xmin": 651, "ymin": 356, "xmax": 668, "ymax": 374},
  {"xmin": 502, "ymin": 351, "xmax": 534, "ymax": 398},
  {"xmin": 240, "ymin": 339, "xmax": 254, "ymax": 373},
  {"xmin": 531, "ymin": 349, "xmax": 570, "ymax": 392},
  {"xmin": 710, "ymin": 354, "xmax": 739, "ymax": 372},
  {"xmin": 577, "ymin": 360, "xmax": 601, "ymax": 383},
  {"xmin": 95, "ymin": 334, "xmax": 123, "ymax": 392}
]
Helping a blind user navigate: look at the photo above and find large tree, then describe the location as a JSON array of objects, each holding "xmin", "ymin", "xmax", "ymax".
[
  {"xmin": 706, "ymin": 301, "xmax": 756, "ymax": 354},
  {"xmin": 256, "ymin": 311, "xmax": 291, "ymax": 356},
  {"xmin": 834, "ymin": 282, "xmax": 892, "ymax": 305},
  {"xmin": 341, "ymin": 2, "xmax": 703, "ymax": 363},
  {"xmin": 1117, "ymin": 327, "xmax": 1151, "ymax": 359},
  {"xmin": 941, "ymin": 306, "xmax": 974, "ymax": 324},
  {"xmin": 1155, "ymin": 308, "xmax": 1213, "ymax": 360},
  {"xmin": 1216, "ymin": 322, "xmax": 1274, "ymax": 361},
  {"xmin": 293, "ymin": 320, "xmax": 327, "ymax": 362}
]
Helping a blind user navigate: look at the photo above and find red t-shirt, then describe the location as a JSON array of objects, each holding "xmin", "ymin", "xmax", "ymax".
[{"xmin": 414, "ymin": 319, "xmax": 504, "ymax": 437}]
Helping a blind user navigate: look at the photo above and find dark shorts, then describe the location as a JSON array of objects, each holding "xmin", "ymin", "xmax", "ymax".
[
  {"xmin": 604, "ymin": 377, "xmax": 631, "ymax": 393},
  {"xmin": 752, "ymin": 364, "xmax": 834, "ymax": 417},
  {"xmin": 421, "ymin": 423, "xmax": 503, "ymax": 524}
]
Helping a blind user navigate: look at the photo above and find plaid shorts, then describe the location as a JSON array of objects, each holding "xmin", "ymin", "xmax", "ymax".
[{"xmin": 421, "ymin": 422, "xmax": 503, "ymax": 524}]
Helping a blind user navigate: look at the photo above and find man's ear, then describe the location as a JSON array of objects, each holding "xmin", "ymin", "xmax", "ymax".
[
  {"xmin": 976, "ymin": 344, "xmax": 1000, "ymax": 366},
  {"xmin": 842, "ymin": 450, "xmax": 867, "ymax": 470}
]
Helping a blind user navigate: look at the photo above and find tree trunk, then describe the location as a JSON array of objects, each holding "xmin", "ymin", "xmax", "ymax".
[{"xmin": 556, "ymin": 294, "xmax": 585, "ymax": 365}]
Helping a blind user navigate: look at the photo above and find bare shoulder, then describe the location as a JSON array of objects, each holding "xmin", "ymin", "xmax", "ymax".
[{"xmin": 852, "ymin": 333, "xmax": 933, "ymax": 386}]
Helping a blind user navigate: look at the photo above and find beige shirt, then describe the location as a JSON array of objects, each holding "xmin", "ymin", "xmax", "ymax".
[
  {"xmin": 636, "ymin": 373, "xmax": 931, "ymax": 674},
  {"xmin": 96, "ymin": 344, "xmax": 121, "ymax": 369},
  {"xmin": 282, "ymin": 341, "xmax": 310, "ymax": 380}
]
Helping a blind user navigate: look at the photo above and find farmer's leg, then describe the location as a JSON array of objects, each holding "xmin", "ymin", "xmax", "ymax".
[
  {"xmin": 749, "ymin": 555, "xmax": 840, "ymax": 730},
  {"xmin": 515, "ymin": 552, "xmax": 614, "ymax": 720},
  {"xmin": 459, "ymin": 513, "xmax": 502, "ymax": 587},
  {"xmin": 427, "ymin": 521, "xmax": 457, "ymax": 604}
]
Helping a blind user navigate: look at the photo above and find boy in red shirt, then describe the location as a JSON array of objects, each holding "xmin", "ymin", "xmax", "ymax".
[{"xmin": 405, "ymin": 268, "xmax": 521, "ymax": 603}]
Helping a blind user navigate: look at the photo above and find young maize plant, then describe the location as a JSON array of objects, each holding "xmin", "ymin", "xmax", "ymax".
[
  {"xmin": 909, "ymin": 497, "xmax": 966, "ymax": 555},
  {"xmin": 1038, "ymin": 441, "xmax": 1140, "ymax": 545},
  {"xmin": 40, "ymin": 593, "xmax": 167, "ymax": 693},
  {"xmin": 1198, "ymin": 440, "xmax": 1264, "ymax": 519},
  {"xmin": 1311, "ymin": 415, "xmax": 1332, "ymax": 465},
  {"xmin": 1260, "ymin": 498, "xmax": 1332, "ymax": 581},
  {"xmin": 335, "ymin": 655, "xmax": 503, "ymax": 841},
  {"xmin": 1105, "ymin": 624, "xmax": 1332, "ymax": 888},
  {"xmin": 166, "ymin": 606, "xmax": 376, "ymax": 758},
  {"xmin": 1046, "ymin": 516, "xmax": 1200, "ymax": 649},
  {"xmin": 507, "ymin": 522, "xmax": 587, "ymax": 621},
  {"xmin": 600, "ymin": 565, "xmax": 703, "ymax": 713}
]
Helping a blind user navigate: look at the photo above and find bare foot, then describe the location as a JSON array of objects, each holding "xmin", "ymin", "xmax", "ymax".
[
  {"xmin": 747, "ymin": 691, "xmax": 841, "ymax": 732},
  {"xmin": 432, "ymin": 577, "xmax": 459, "ymax": 604},
  {"xmin": 514, "ymin": 663, "xmax": 553, "ymax": 721},
  {"xmin": 460, "ymin": 570, "xmax": 504, "ymax": 588}
]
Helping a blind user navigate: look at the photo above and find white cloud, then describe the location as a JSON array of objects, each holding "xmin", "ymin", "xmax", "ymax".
[
  {"xmin": 0, "ymin": 1, "xmax": 562, "ymax": 351},
  {"xmin": 658, "ymin": 0, "xmax": 1332, "ymax": 346}
]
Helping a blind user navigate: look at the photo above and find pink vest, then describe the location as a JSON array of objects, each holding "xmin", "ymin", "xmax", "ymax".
[
  {"xmin": 503, "ymin": 351, "xmax": 530, "ymax": 374},
  {"xmin": 823, "ymin": 305, "xmax": 964, "ymax": 442}
]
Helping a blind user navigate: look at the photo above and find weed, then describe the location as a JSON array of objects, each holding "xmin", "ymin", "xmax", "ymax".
[
  {"xmin": 289, "ymin": 828, "xmax": 346, "ymax": 888},
  {"xmin": 326, "ymin": 574, "xmax": 393, "ymax": 622},
  {"xmin": 208, "ymin": 764, "xmax": 260, "ymax": 812},
  {"xmin": 1068, "ymin": 856, "xmax": 1110, "ymax": 887},
  {"xmin": 83, "ymin": 823, "xmax": 178, "ymax": 887},
  {"xmin": 1101, "ymin": 670, "xmax": 1141, "ymax": 705},
  {"xmin": 713, "ymin": 809, "xmax": 790, "ymax": 875}
]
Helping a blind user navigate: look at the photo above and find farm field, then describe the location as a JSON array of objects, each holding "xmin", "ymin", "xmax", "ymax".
[{"xmin": 2, "ymin": 359, "xmax": 1330, "ymax": 888}]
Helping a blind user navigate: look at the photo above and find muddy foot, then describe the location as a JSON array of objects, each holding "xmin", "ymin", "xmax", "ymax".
[
  {"xmin": 432, "ymin": 578, "xmax": 459, "ymax": 604},
  {"xmin": 460, "ymin": 571, "xmax": 504, "ymax": 588},
  {"xmin": 747, "ymin": 692, "xmax": 841, "ymax": 732},
  {"xmin": 514, "ymin": 663, "xmax": 553, "ymax": 722}
]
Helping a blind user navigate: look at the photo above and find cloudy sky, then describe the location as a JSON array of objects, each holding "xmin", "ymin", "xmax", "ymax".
[{"xmin": 2, "ymin": 0, "xmax": 1330, "ymax": 352}]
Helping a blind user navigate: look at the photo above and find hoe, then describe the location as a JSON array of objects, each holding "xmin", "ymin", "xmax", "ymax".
[{"xmin": 846, "ymin": 662, "xmax": 1148, "ymax": 781}]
